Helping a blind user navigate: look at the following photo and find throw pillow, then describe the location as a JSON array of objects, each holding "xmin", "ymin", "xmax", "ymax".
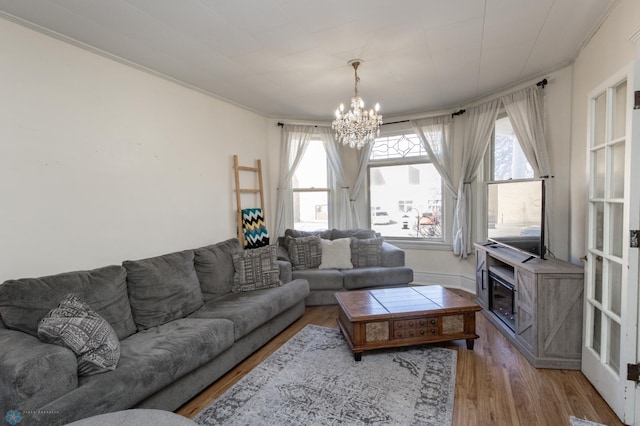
[
  {"xmin": 284, "ymin": 229, "xmax": 332, "ymax": 250},
  {"xmin": 319, "ymin": 238, "xmax": 353, "ymax": 269},
  {"xmin": 351, "ymin": 237, "xmax": 384, "ymax": 267},
  {"xmin": 331, "ymin": 228, "xmax": 377, "ymax": 240},
  {"xmin": 38, "ymin": 294, "xmax": 120, "ymax": 376},
  {"xmin": 232, "ymin": 245, "xmax": 281, "ymax": 292},
  {"xmin": 286, "ymin": 235, "xmax": 322, "ymax": 270}
]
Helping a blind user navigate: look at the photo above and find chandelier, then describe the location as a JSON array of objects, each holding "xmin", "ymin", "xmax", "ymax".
[{"xmin": 332, "ymin": 59, "xmax": 382, "ymax": 149}]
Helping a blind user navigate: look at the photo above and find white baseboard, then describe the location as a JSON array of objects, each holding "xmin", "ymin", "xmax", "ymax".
[{"xmin": 411, "ymin": 271, "xmax": 476, "ymax": 295}]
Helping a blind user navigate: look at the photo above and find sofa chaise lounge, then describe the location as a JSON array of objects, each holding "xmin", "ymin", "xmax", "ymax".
[{"xmin": 0, "ymin": 237, "xmax": 309, "ymax": 425}]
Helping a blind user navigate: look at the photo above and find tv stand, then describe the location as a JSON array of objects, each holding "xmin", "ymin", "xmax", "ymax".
[{"xmin": 474, "ymin": 242, "xmax": 584, "ymax": 370}]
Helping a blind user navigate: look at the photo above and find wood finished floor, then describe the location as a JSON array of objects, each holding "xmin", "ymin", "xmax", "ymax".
[{"xmin": 176, "ymin": 298, "xmax": 623, "ymax": 426}]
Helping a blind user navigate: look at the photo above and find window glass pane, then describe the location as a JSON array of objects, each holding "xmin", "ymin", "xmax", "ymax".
[
  {"xmin": 594, "ymin": 255, "xmax": 603, "ymax": 303},
  {"xmin": 593, "ymin": 148, "xmax": 605, "ymax": 198},
  {"xmin": 593, "ymin": 202, "xmax": 604, "ymax": 251},
  {"xmin": 591, "ymin": 307, "xmax": 601, "ymax": 355},
  {"xmin": 608, "ymin": 319, "xmax": 620, "ymax": 374},
  {"xmin": 608, "ymin": 261, "xmax": 622, "ymax": 316},
  {"xmin": 292, "ymin": 140, "xmax": 327, "ymax": 189},
  {"xmin": 293, "ymin": 191, "xmax": 328, "ymax": 231},
  {"xmin": 370, "ymin": 134, "xmax": 426, "ymax": 160},
  {"xmin": 613, "ymin": 81, "xmax": 627, "ymax": 140},
  {"xmin": 593, "ymin": 92, "xmax": 606, "ymax": 147},
  {"xmin": 370, "ymin": 163, "xmax": 442, "ymax": 239},
  {"xmin": 609, "ymin": 202, "xmax": 623, "ymax": 258},
  {"xmin": 611, "ymin": 142, "xmax": 625, "ymax": 199},
  {"xmin": 492, "ymin": 116, "xmax": 534, "ymax": 180}
]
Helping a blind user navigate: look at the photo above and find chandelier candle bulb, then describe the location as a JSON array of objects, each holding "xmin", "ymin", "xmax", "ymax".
[{"xmin": 332, "ymin": 59, "xmax": 382, "ymax": 150}]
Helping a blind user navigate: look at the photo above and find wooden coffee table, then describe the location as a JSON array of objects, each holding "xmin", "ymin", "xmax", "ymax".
[{"xmin": 335, "ymin": 286, "xmax": 482, "ymax": 361}]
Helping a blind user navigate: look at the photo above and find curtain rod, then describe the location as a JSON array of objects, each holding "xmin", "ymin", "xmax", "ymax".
[{"xmin": 536, "ymin": 78, "xmax": 548, "ymax": 88}]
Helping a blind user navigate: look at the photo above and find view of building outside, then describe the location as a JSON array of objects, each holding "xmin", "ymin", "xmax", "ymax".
[
  {"xmin": 493, "ymin": 116, "xmax": 534, "ymax": 180},
  {"xmin": 369, "ymin": 163, "xmax": 442, "ymax": 239},
  {"xmin": 292, "ymin": 140, "xmax": 329, "ymax": 231}
]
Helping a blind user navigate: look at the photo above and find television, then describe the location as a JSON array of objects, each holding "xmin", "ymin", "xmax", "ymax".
[{"xmin": 486, "ymin": 179, "xmax": 546, "ymax": 260}]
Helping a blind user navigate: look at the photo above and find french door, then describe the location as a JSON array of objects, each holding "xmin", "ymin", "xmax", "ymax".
[{"xmin": 582, "ymin": 62, "xmax": 640, "ymax": 424}]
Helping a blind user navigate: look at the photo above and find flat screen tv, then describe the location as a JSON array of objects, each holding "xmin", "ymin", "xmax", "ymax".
[{"xmin": 486, "ymin": 179, "xmax": 546, "ymax": 260}]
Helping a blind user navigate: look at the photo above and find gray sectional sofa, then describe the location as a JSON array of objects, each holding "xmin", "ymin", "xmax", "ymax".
[
  {"xmin": 0, "ymin": 238, "xmax": 309, "ymax": 425},
  {"xmin": 277, "ymin": 229, "xmax": 414, "ymax": 305}
]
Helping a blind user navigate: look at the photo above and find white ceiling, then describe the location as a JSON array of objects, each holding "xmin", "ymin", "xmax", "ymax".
[{"xmin": 0, "ymin": 0, "xmax": 617, "ymax": 121}]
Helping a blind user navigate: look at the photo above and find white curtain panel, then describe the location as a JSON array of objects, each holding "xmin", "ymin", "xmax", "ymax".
[
  {"xmin": 412, "ymin": 116, "xmax": 456, "ymax": 198},
  {"xmin": 502, "ymin": 85, "xmax": 552, "ymax": 253},
  {"xmin": 349, "ymin": 142, "xmax": 374, "ymax": 229},
  {"xmin": 501, "ymin": 86, "xmax": 551, "ymax": 178},
  {"xmin": 318, "ymin": 127, "xmax": 353, "ymax": 229},
  {"xmin": 452, "ymin": 99, "xmax": 501, "ymax": 257},
  {"xmin": 274, "ymin": 124, "xmax": 314, "ymax": 238}
]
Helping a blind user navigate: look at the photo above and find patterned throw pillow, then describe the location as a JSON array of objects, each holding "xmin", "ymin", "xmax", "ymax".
[
  {"xmin": 232, "ymin": 245, "xmax": 282, "ymax": 292},
  {"xmin": 284, "ymin": 229, "xmax": 332, "ymax": 250},
  {"xmin": 38, "ymin": 294, "xmax": 120, "ymax": 376},
  {"xmin": 319, "ymin": 238, "xmax": 353, "ymax": 269},
  {"xmin": 351, "ymin": 237, "xmax": 384, "ymax": 268},
  {"xmin": 286, "ymin": 235, "xmax": 322, "ymax": 270}
]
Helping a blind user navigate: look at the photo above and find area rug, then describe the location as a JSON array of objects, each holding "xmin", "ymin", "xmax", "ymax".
[
  {"xmin": 569, "ymin": 416, "xmax": 606, "ymax": 426},
  {"xmin": 194, "ymin": 324, "xmax": 457, "ymax": 426}
]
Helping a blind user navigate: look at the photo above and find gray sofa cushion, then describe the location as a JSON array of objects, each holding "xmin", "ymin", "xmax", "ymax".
[
  {"xmin": 123, "ymin": 250, "xmax": 204, "ymax": 330},
  {"xmin": 0, "ymin": 265, "xmax": 136, "ymax": 340},
  {"xmin": 38, "ymin": 295, "xmax": 120, "ymax": 376},
  {"xmin": 232, "ymin": 245, "xmax": 281, "ymax": 292},
  {"xmin": 342, "ymin": 266, "xmax": 414, "ymax": 290},
  {"xmin": 286, "ymin": 235, "xmax": 322, "ymax": 270},
  {"xmin": 194, "ymin": 238, "xmax": 243, "ymax": 301},
  {"xmin": 0, "ymin": 328, "xmax": 78, "ymax": 412},
  {"xmin": 292, "ymin": 269, "xmax": 344, "ymax": 291},
  {"xmin": 189, "ymin": 279, "xmax": 309, "ymax": 340},
  {"xmin": 284, "ymin": 229, "xmax": 333, "ymax": 241},
  {"xmin": 331, "ymin": 228, "xmax": 377, "ymax": 240},
  {"xmin": 42, "ymin": 318, "xmax": 235, "ymax": 422},
  {"xmin": 351, "ymin": 237, "xmax": 383, "ymax": 267}
]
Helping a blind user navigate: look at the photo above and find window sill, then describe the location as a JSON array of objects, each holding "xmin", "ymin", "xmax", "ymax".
[{"xmin": 384, "ymin": 238, "xmax": 452, "ymax": 251}]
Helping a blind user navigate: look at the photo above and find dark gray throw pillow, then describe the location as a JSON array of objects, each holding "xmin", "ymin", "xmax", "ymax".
[
  {"xmin": 331, "ymin": 228, "xmax": 377, "ymax": 240},
  {"xmin": 351, "ymin": 237, "xmax": 384, "ymax": 267},
  {"xmin": 286, "ymin": 235, "xmax": 322, "ymax": 270},
  {"xmin": 195, "ymin": 238, "xmax": 243, "ymax": 301},
  {"xmin": 123, "ymin": 250, "xmax": 204, "ymax": 330},
  {"xmin": 38, "ymin": 294, "xmax": 120, "ymax": 376},
  {"xmin": 232, "ymin": 245, "xmax": 281, "ymax": 292}
]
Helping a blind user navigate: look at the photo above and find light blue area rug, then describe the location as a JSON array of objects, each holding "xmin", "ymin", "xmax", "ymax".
[
  {"xmin": 570, "ymin": 416, "xmax": 606, "ymax": 426},
  {"xmin": 194, "ymin": 324, "xmax": 457, "ymax": 426}
]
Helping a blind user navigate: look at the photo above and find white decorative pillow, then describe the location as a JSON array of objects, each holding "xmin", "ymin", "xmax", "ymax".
[
  {"xmin": 319, "ymin": 238, "xmax": 353, "ymax": 270},
  {"xmin": 38, "ymin": 294, "xmax": 121, "ymax": 376}
]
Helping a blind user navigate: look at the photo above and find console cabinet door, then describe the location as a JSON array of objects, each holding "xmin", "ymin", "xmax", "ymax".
[
  {"xmin": 515, "ymin": 269, "xmax": 536, "ymax": 353},
  {"xmin": 475, "ymin": 249, "xmax": 488, "ymax": 308}
]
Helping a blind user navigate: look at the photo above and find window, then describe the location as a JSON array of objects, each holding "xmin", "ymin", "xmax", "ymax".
[
  {"xmin": 491, "ymin": 115, "xmax": 534, "ymax": 181},
  {"xmin": 369, "ymin": 133, "xmax": 443, "ymax": 240},
  {"xmin": 292, "ymin": 139, "xmax": 329, "ymax": 231}
]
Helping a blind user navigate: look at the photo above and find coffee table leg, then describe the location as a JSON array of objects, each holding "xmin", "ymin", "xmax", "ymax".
[
  {"xmin": 354, "ymin": 352, "xmax": 362, "ymax": 362},
  {"xmin": 466, "ymin": 339, "xmax": 475, "ymax": 350}
]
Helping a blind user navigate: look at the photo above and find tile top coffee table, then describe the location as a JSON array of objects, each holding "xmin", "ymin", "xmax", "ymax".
[{"xmin": 335, "ymin": 285, "xmax": 482, "ymax": 361}]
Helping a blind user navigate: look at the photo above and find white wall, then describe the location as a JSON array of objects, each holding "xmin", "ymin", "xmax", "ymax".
[
  {"xmin": 570, "ymin": 0, "xmax": 640, "ymax": 262},
  {"xmin": 0, "ymin": 18, "xmax": 270, "ymax": 281}
]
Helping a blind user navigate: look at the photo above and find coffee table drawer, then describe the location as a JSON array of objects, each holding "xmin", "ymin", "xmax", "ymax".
[{"xmin": 393, "ymin": 317, "xmax": 440, "ymax": 339}]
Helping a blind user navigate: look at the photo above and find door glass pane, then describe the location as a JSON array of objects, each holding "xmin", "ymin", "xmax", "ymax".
[
  {"xmin": 592, "ymin": 307, "xmax": 602, "ymax": 355},
  {"xmin": 613, "ymin": 81, "xmax": 627, "ymax": 140},
  {"xmin": 593, "ymin": 148, "xmax": 605, "ymax": 198},
  {"xmin": 594, "ymin": 256, "xmax": 603, "ymax": 303},
  {"xmin": 608, "ymin": 261, "xmax": 622, "ymax": 316},
  {"xmin": 611, "ymin": 142, "xmax": 625, "ymax": 199},
  {"xmin": 609, "ymin": 203, "xmax": 623, "ymax": 258},
  {"xmin": 607, "ymin": 319, "xmax": 621, "ymax": 374},
  {"xmin": 593, "ymin": 92, "xmax": 607, "ymax": 147},
  {"xmin": 593, "ymin": 202, "xmax": 604, "ymax": 251}
]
